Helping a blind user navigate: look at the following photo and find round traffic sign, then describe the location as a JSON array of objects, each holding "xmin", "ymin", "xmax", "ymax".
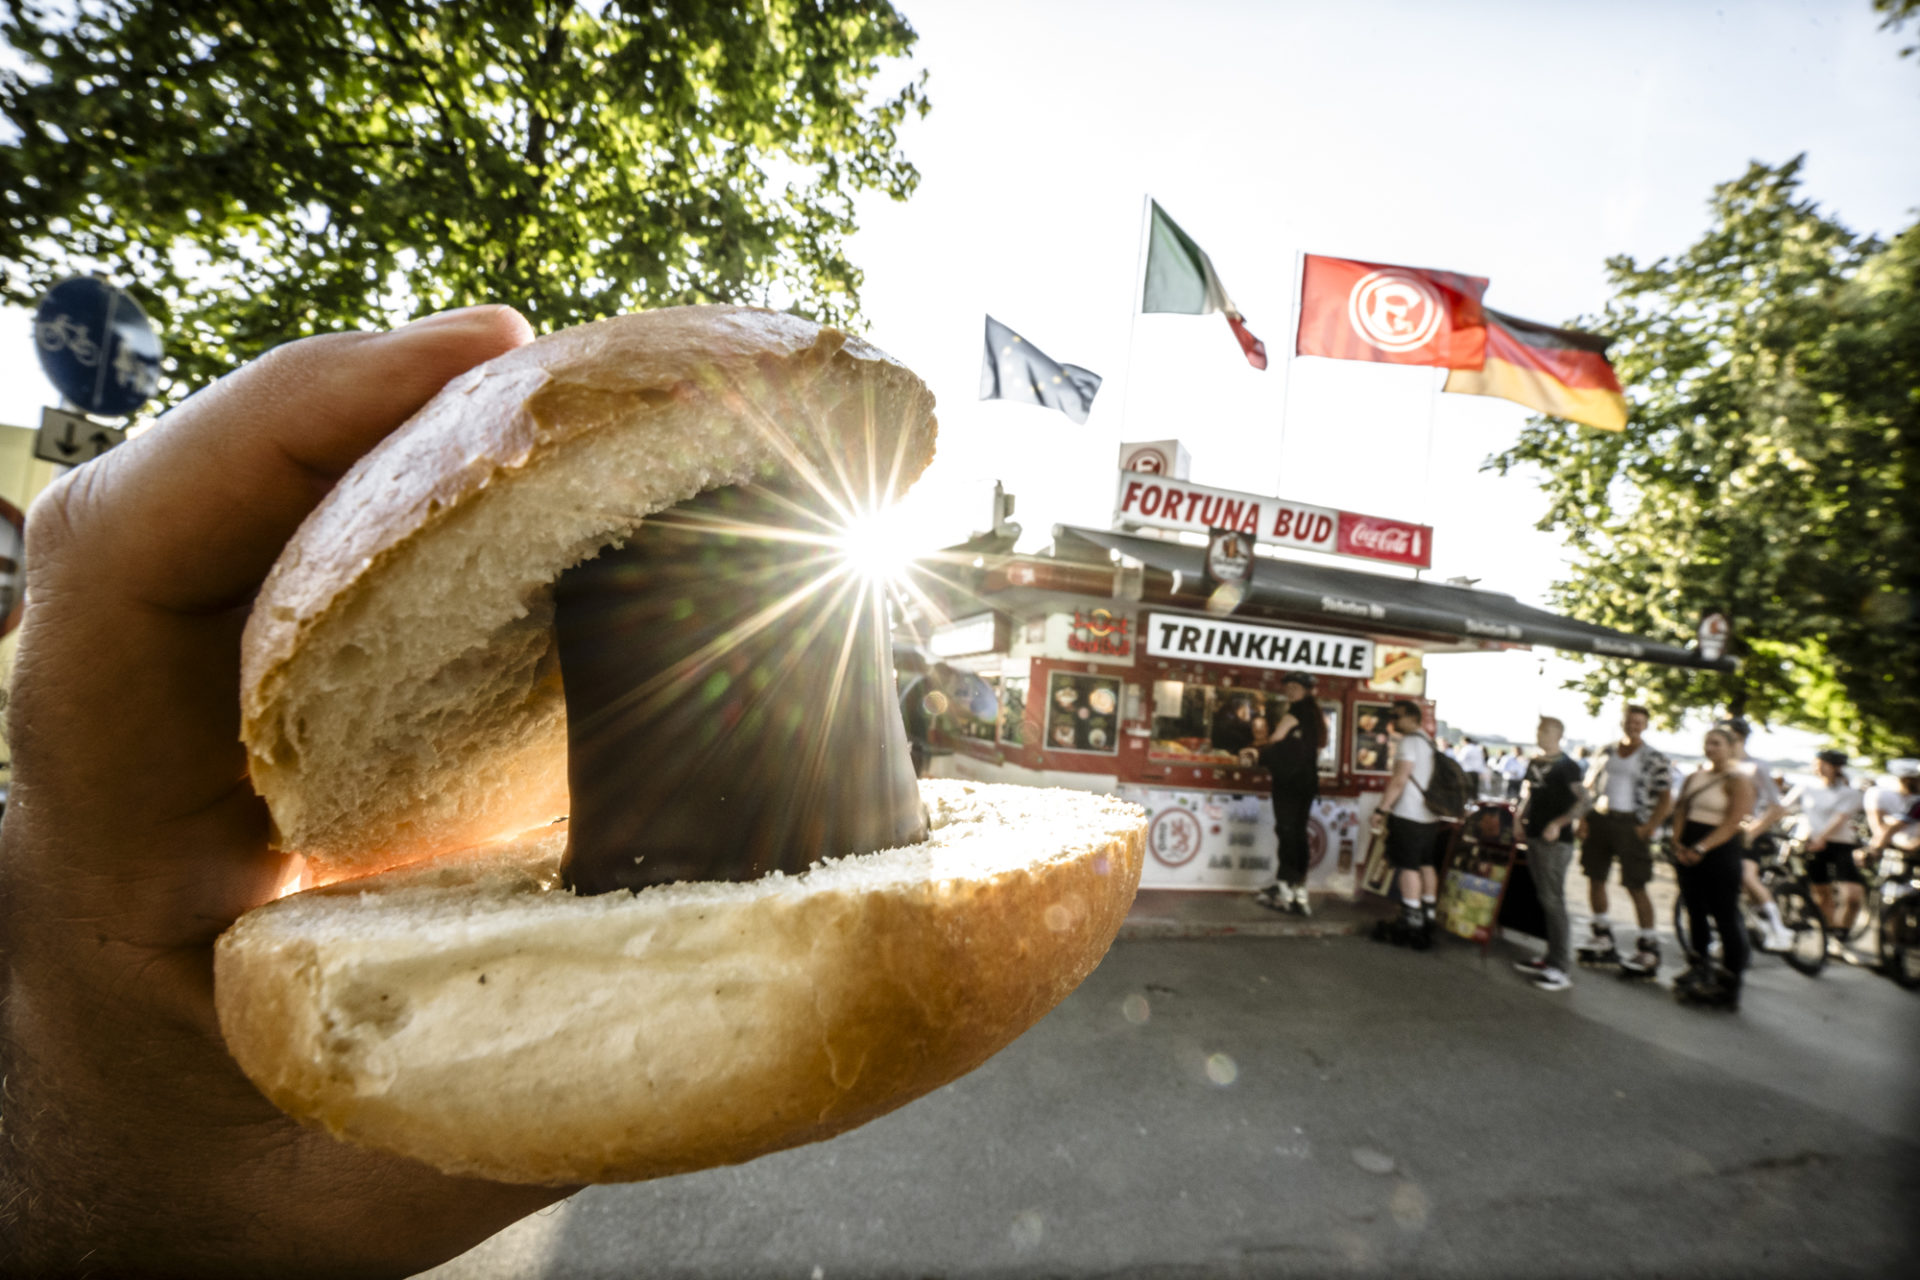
[{"xmin": 32, "ymin": 276, "xmax": 164, "ymax": 416}]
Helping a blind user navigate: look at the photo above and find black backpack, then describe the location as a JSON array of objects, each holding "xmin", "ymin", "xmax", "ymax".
[{"xmin": 1410, "ymin": 733, "xmax": 1471, "ymax": 820}]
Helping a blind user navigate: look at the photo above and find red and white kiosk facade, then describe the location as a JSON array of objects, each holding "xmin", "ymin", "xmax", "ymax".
[{"xmin": 913, "ymin": 441, "xmax": 1730, "ymax": 903}]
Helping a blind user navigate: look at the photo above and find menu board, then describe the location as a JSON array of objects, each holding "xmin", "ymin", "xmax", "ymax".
[
  {"xmin": 1046, "ymin": 671, "xmax": 1122, "ymax": 754},
  {"xmin": 1352, "ymin": 701, "xmax": 1395, "ymax": 775}
]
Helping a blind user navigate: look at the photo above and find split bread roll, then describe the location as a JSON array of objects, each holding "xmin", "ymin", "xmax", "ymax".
[
  {"xmin": 213, "ymin": 306, "xmax": 1147, "ymax": 1184},
  {"xmin": 216, "ymin": 782, "xmax": 1145, "ymax": 1184}
]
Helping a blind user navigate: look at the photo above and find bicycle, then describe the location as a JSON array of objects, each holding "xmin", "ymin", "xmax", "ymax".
[
  {"xmin": 1872, "ymin": 849, "xmax": 1920, "ymax": 990},
  {"xmin": 1671, "ymin": 837, "xmax": 1827, "ymax": 977}
]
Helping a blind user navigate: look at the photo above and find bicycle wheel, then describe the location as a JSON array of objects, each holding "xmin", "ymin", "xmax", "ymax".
[
  {"xmin": 1772, "ymin": 884, "xmax": 1829, "ymax": 977},
  {"xmin": 1879, "ymin": 895, "xmax": 1920, "ymax": 991}
]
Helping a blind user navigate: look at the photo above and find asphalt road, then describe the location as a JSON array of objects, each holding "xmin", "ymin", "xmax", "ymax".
[{"xmin": 422, "ymin": 927, "xmax": 1920, "ymax": 1279}]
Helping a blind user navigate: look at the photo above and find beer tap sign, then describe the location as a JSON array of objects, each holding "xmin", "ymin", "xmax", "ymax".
[{"xmin": 1112, "ymin": 470, "xmax": 1432, "ymax": 569}]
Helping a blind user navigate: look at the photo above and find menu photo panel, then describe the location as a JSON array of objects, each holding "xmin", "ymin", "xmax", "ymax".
[
  {"xmin": 1352, "ymin": 700, "xmax": 1395, "ymax": 775},
  {"xmin": 1045, "ymin": 671, "xmax": 1122, "ymax": 754}
]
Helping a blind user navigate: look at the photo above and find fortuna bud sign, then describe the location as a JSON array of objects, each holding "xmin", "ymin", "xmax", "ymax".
[
  {"xmin": 1114, "ymin": 471, "xmax": 1432, "ymax": 569},
  {"xmin": 1145, "ymin": 612, "xmax": 1375, "ymax": 678}
]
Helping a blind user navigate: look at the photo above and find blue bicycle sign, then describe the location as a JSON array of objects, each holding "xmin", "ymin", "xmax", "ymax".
[{"xmin": 32, "ymin": 276, "xmax": 164, "ymax": 416}]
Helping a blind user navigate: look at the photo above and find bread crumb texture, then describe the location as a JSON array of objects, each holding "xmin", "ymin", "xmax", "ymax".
[{"xmin": 214, "ymin": 781, "xmax": 1145, "ymax": 1184}]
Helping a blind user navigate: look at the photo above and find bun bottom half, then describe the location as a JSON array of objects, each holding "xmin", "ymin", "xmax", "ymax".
[{"xmin": 214, "ymin": 781, "xmax": 1145, "ymax": 1185}]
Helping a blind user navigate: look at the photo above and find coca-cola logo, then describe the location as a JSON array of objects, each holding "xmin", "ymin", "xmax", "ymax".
[
  {"xmin": 1347, "ymin": 521, "xmax": 1412, "ymax": 552},
  {"xmin": 1336, "ymin": 511, "xmax": 1430, "ymax": 567}
]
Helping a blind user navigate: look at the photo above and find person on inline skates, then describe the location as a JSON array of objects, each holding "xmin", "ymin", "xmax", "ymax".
[
  {"xmin": 1672, "ymin": 727, "xmax": 1758, "ymax": 1009},
  {"xmin": 1576, "ymin": 704, "xmax": 1674, "ymax": 974}
]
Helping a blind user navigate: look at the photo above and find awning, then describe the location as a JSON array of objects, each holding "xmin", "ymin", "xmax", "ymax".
[{"xmin": 1058, "ymin": 525, "xmax": 1733, "ymax": 672}]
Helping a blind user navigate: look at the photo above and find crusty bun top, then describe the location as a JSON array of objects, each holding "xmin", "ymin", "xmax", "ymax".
[{"xmin": 239, "ymin": 307, "xmax": 938, "ymax": 881}]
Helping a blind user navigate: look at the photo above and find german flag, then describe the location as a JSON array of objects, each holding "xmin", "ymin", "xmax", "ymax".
[{"xmin": 1442, "ymin": 308, "xmax": 1627, "ymax": 431}]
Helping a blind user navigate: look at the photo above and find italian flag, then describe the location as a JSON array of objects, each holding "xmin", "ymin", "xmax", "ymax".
[
  {"xmin": 1140, "ymin": 200, "xmax": 1267, "ymax": 370},
  {"xmin": 1442, "ymin": 308, "xmax": 1628, "ymax": 431}
]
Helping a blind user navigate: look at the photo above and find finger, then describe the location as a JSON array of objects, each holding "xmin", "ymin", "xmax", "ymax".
[{"xmin": 8, "ymin": 308, "xmax": 533, "ymax": 834}]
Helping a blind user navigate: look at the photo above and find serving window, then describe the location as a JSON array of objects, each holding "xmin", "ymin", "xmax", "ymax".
[
  {"xmin": 1045, "ymin": 671, "xmax": 1121, "ymax": 754},
  {"xmin": 1150, "ymin": 680, "xmax": 1278, "ymax": 762}
]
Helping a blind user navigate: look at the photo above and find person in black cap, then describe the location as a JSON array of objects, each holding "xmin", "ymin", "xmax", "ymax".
[{"xmin": 1243, "ymin": 673, "xmax": 1327, "ymax": 915}]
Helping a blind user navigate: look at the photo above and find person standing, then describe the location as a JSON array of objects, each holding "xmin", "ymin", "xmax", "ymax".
[
  {"xmin": 1760, "ymin": 750, "xmax": 1868, "ymax": 962},
  {"xmin": 1457, "ymin": 736, "xmax": 1489, "ymax": 799},
  {"xmin": 1245, "ymin": 673, "xmax": 1327, "ymax": 916},
  {"xmin": 1368, "ymin": 699, "xmax": 1449, "ymax": 947},
  {"xmin": 1718, "ymin": 717, "xmax": 1796, "ymax": 953},
  {"xmin": 1671, "ymin": 727, "xmax": 1757, "ymax": 1008},
  {"xmin": 1511, "ymin": 717, "xmax": 1592, "ymax": 992},
  {"xmin": 1501, "ymin": 747, "xmax": 1529, "ymax": 800},
  {"xmin": 1577, "ymin": 704, "xmax": 1676, "ymax": 974}
]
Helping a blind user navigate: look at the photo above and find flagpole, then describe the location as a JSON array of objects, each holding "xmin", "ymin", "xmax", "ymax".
[
  {"xmin": 1421, "ymin": 365, "xmax": 1444, "ymax": 556},
  {"xmin": 1274, "ymin": 248, "xmax": 1304, "ymax": 484},
  {"xmin": 1118, "ymin": 193, "xmax": 1150, "ymax": 439}
]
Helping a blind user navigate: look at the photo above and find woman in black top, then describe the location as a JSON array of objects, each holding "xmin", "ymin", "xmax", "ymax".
[{"xmin": 1246, "ymin": 673, "xmax": 1327, "ymax": 915}]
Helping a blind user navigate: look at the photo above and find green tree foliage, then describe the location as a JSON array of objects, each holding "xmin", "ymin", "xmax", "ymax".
[
  {"xmin": 0, "ymin": 0, "xmax": 927, "ymax": 402},
  {"xmin": 1492, "ymin": 159, "xmax": 1920, "ymax": 759}
]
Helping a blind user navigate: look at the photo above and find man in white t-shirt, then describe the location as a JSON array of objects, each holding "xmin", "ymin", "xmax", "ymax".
[
  {"xmin": 1867, "ymin": 760, "xmax": 1920, "ymax": 854},
  {"xmin": 1368, "ymin": 699, "xmax": 1447, "ymax": 946}
]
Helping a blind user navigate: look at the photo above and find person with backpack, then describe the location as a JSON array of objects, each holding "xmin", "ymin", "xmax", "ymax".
[{"xmin": 1368, "ymin": 699, "xmax": 1466, "ymax": 946}]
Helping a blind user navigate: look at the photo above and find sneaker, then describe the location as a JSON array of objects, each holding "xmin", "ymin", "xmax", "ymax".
[
  {"xmin": 1618, "ymin": 938, "xmax": 1661, "ymax": 979},
  {"xmin": 1512, "ymin": 955, "xmax": 1552, "ymax": 975},
  {"xmin": 1760, "ymin": 921, "xmax": 1796, "ymax": 953},
  {"xmin": 1532, "ymin": 967, "xmax": 1572, "ymax": 992},
  {"xmin": 1252, "ymin": 884, "xmax": 1287, "ymax": 912},
  {"xmin": 1406, "ymin": 919, "xmax": 1435, "ymax": 951},
  {"xmin": 1291, "ymin": 888, "xmax": 1313, "ymax": 919}
]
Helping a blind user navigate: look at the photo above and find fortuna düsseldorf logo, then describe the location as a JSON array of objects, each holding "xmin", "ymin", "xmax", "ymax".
[
  {"xmin": 1148, "ymin": 808, "xmax": 1203, "ymax": 867},
  {"xmin": 1125, "ymin": 447, "xmax": 1168, "ymax": 474},
  {"xmin": 1347, "ymin": 270, "xmax": 1445, "ymax": 353}
]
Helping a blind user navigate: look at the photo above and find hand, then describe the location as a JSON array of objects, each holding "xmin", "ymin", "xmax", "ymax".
[
  {"xmin": 1807, "ymin": 835, "xmax": 1827, "ymax": 853},
  {"xmin": 1369, "ymin": 812, "xmax": 1386, "ymax": 834},
  {"xmin": 1673, "ymin": 844, "xmax": 1703, "ymax": 866},
  {"xmin": 1239, "ymin": 748, "xmax": 1257, "ymax": 767},
  {"xmin": 1542, "ymin": 819, "xmax": 1566, "ymax": 842},
  {"xmin": 1634, "ymin": 821, "xmax": 1655, "ymax": 842},
  {"xmin": 0, "ymin": 309, "xmax": 566, "ymax": 1274}
]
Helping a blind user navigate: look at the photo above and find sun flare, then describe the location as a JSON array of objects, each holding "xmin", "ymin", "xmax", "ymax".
[{"xmin": 835, "ymin": 503, "xmax": 922, "ymax": 584}]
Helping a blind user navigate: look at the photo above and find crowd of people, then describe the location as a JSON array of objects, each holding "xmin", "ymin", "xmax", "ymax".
[{"xmin": 1244, "ymin": 697, "xmax": 1920, "ymax": 1012}]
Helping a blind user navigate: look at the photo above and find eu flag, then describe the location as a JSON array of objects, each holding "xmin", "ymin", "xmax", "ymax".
[{"xmin": 979, "ymin": 315, "xmax": 1102, "ymax": 424}]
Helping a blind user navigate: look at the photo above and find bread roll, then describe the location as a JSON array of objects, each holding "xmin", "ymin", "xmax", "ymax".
[
  {"xmin": 215, "ymin": 306, "xmax": 1147, "ymax": 1183},
  {"xmin": 216, "ymin": 782, "xmax": 1144, "ymax": 1184},
  {"xmin": 240, "ymin": 306, "xmax": 937, "ymax": 881}
]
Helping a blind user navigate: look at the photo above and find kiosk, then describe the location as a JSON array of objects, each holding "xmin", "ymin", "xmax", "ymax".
[{"xmin": 908, "ymin": 445, "xmax": 1733, "ymax": 905}]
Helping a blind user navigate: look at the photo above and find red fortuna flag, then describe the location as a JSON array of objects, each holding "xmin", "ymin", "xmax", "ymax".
[{"xmin": 1295, "ymin": 255, "xmax": 1489, "ymax": 369}]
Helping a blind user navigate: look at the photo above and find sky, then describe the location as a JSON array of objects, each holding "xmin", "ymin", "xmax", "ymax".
[
  {"xmin": 828, "ymin": 0, "xmax": 1920, "ymax": 765},
  {"xmin": 2, "ymin": 0, "xmax": 1915, "ymax": 766}
]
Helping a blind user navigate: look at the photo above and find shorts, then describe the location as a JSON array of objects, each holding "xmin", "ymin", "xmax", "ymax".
[
  {"xmin": 1580, "ymin": 811, "xmax": 1653, "ymax": 890},
  {"xmin": 1741, "ymin": 831, "xmax": 1779, "ymax": 865},
  {"xmin": 1385, "ymin": 814, "xmax": 1447, "ymax": 872},
  {"xmin": 1805, "ymin": 842, "xmax": 1864, "ymax": 886}
]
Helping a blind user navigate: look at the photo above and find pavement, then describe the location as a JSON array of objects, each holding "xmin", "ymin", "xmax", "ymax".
[{"xmin": 420, "ymin": 874, "xmax": 1920, "ymax": 1280}]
